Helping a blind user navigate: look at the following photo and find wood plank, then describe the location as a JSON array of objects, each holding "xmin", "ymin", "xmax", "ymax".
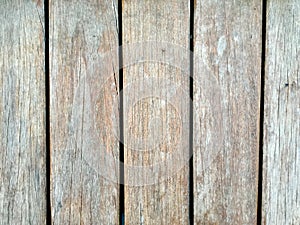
[
  {"xmin": 193, "ymin": 0, "xmax": 261, "ymax": 223},
  {"xmin": 50, "ymin": 0, "xmax": 119, "ymax": 224},
  {"xmin": 262, "ymin": 0, "xmax": 300, "ymax": 224},
  {"xmin": 122, "ymin": 1, "xmax": 190, "ymax": 224},
  {"xmin": 0, "ymin": 1, "xmax": 46, "ymax": 224}
]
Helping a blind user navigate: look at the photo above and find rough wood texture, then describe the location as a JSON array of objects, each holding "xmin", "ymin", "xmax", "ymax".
[
  {"xmin": 0, "ymin": 1, "xmax": 46, "ymax": 224},
  {"xmin": 50, "ymin": 0, "xmax": 119, "ymax": 224},
  {"xmin": 193, "ymin": 0, "xmax": 261, "ymax": 224},
  {"xmin": 262, "ymin": 0, "xmax": 300, "ymax": 224},
  {"xmin": 123, "ymin": 0, "xmax": 190, "ymax": 224}
]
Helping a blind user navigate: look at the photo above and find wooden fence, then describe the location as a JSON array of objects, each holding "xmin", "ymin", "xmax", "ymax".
[{"xmin": 0, "ymin": 0, "xmax": 299, "ymax": 224}]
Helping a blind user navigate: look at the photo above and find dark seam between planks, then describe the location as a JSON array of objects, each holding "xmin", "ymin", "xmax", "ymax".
[
  {"xmin": 189, "ymin": 0, "xmax": 195, "ymax": 224},
  {"xmin": 118, "ymin": 0, "xmax": 125, "ymax": 224},
  {"xmin": 257, "ymin": 0, "xmax": 267, "ymax": 224},
  {"xmin": 44, "ymin": 0, "xmax": 51, "ymax": 224}
]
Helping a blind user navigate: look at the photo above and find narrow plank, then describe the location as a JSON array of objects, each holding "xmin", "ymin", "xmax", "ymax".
[
  {"xmin": 193, "ymin": 0, "xmax": 261, "ymax": 223},
  {"xmin": 0, "ymin": 1, "xmax": 46, "ymax": 224},
  {"xmin": 50, "ymin": 0, "xmax": 119, "ymax": 224},
  {"xmin": 262, "ymin": 0, "xmax": 300, "ymax": 224},
  {"xmin": 123, "ymin": 0, "xmax": 190, "ymax": 224}
]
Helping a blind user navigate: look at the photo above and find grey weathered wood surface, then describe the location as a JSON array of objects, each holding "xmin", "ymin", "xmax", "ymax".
[
  {"xmin": 1, "ymin": 0, "xmax": 300, "ymax": 224},
  {"xmin": 193, "ymin": 0, "xmax": 261, "ymax": 224},
  {"xmin": 50, "ymin": 0, "xmax": 119, "ymax": 224},
  {"xmin": 262, "ymin": 0, "xmax": 300, "ymax": 224},
  {"xmin": 0, "ymin": 1, "xmax": 46, "ymax": 224},
  {"xmin": 123, "ymin": 0, "xmax": 190, "ymax": 224}
]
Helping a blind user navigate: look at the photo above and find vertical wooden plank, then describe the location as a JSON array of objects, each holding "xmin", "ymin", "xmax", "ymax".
[
  {"xmin": 193, "ymin": 0, "xmax": 261, "ymax": 224},
  {"xmin": 263, "ymin": 0, "xmax": 300, "ymax": 224},
  {"xmin": 123, "ymin": 0, "xmax": 190, "ymax": 224},
  {"xmin": 50, "ymin": 0, "xmax": 119, "ymax": 224},
  {"xmin": 0, "ymin": 1, "xmax": 46, "ymax": 224}
]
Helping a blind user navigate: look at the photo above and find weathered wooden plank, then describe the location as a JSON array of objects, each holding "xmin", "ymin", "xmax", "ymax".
[
  {"xmin": 123, "ymin": 0, "xmax": 190, "ymax": 224},
  {"xmin": 262, "ymin": 0, "xmax": 300, "ymax": 224},
  {"xmin": 50, "ymin": 0, "xmax": 119, "ymax": 224},
  {"xmin": 0, "ymin": 1, "xmax": 46, "ymax": 224},
  {"xmin": 193, "ymin": 0, "xmax": 261, "ymax": 224}
]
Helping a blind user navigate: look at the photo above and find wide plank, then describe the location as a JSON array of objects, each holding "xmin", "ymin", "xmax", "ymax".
[
  {"xmin": 123, "ymin": 0, "xmax": 190, "ymax": 224},
  {"xmin": 0, "ymin": 1, "xmax": 46, "ymax": 224},
  {"xmin": 262, "ymin": 0, "xmax": 300, "ymax": 224},
  {"xmin": 50, "ymin": 0, "xmax": 119, "ymax": 224},
  {"xmin": 193, "ymin": 0, "xmax": 261, "ymax": 223}
]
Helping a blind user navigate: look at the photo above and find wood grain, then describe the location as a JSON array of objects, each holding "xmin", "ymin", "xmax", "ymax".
[
  {"xmin": 50, "ymin": 0, "xmax": 119, "ymax": 224},
  {"xmin": 0, "ymin": 1, "xmax": 46, "ymax": 224},
  {"xmin": 193, "ymin": 0, "xmax": 261, "ymax": 224},
  {"xmin": 262, "ymin": 0, "xmax": 300, "ymax": 224},
  {"xmin": 123, "ymin": 0, "xmax": 190, "ymax": 224}
]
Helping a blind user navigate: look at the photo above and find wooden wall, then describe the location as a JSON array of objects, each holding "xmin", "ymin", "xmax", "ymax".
[{"xmin": 0, "ymin": 0, "xmax": 299, "ymax": 224}]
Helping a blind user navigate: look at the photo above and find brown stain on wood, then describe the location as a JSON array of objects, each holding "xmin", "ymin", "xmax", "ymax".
[
  {"xmin": 97, "ymin": 29, "xmax": 113, "ymax": 53},
  {"xmin": 36, "ymin": 0, "xmax": 42, "ymax": 7}
]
